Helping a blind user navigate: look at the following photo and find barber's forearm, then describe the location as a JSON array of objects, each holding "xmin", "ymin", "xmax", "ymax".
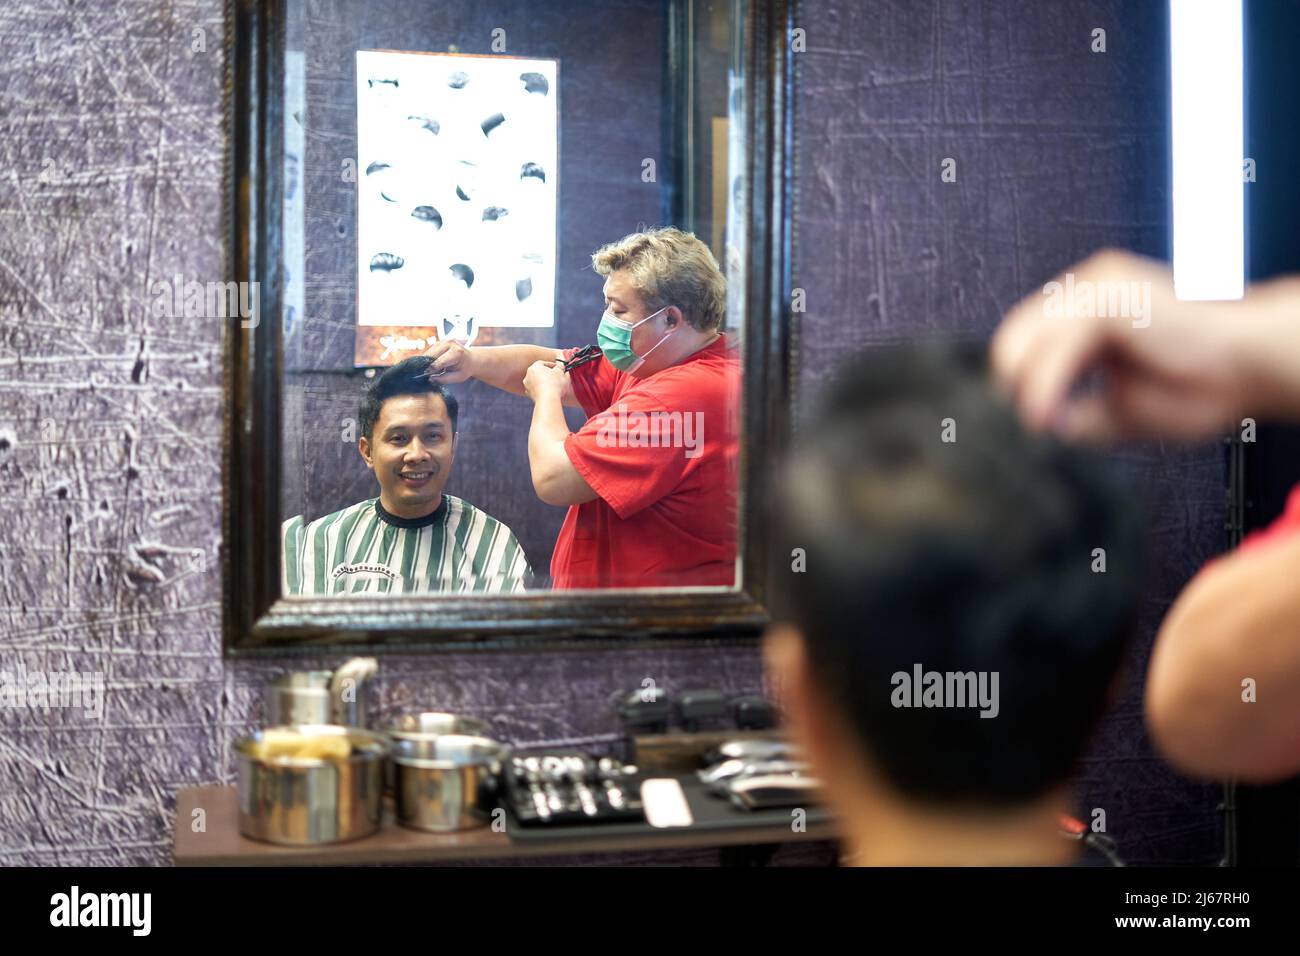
[
  {"xmin": 1144, "ymin": 533, "xmax": 1300, "ymax": 782},
  {"xmin": 1230, "ymin": 275, "xmax": 1300, "ymax": 422},
  {"xmin": 471, "ymin": 345, "xmax": 565, "ymax": 395},
  {"xmin": 528, "ymin": 393, "xmax": 575, "ymax": 505}
]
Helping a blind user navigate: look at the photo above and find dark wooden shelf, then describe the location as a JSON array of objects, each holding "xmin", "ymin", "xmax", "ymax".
[{"xmin": 174, "ymin": 785, "xmax": 839, "ymax": 866}]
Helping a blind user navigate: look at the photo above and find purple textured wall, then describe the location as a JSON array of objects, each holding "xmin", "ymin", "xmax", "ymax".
[{"xmin": 0, "ymin": 0, "xmax": 1221, "ymax": 865}]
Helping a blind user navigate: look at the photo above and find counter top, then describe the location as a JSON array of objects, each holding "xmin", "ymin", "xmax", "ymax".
[{"xmin": 173, "ymin": 785, "xmax": 839, "ymax": 866}]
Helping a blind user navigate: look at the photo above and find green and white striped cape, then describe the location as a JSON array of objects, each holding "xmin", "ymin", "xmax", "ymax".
[{"xmin": 282, "ymin": 495, "xmax": 530, "ymax": 595}]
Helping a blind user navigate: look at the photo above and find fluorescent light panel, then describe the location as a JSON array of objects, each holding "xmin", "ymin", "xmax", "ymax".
[{"xmin": 1170, "ymin": 0, "xmax": 1244, "ymax": 300}]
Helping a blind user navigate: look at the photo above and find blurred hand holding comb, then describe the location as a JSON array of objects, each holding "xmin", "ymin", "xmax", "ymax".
[{"xmin": 422, "ymin": 339, "xmax": 474, "ymax": 383}]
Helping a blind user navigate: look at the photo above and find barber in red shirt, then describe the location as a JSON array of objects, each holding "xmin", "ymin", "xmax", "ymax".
[{"xmin": 424, "ymin": 227, "xmax": 739, "ymax": 588}]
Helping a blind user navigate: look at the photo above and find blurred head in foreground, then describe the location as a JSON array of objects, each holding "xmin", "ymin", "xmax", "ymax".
[{"xmin": 765, "ymin": 342, "xmax": 1144, "ymax": 865}]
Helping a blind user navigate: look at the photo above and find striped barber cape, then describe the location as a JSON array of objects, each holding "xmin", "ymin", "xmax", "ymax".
[{"xmin": 282, "ymin": 494, "xmax": 531, "ymax": 595}]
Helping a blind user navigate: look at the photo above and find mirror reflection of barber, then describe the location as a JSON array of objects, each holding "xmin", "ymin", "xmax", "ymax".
[{"xmin": 426, "ymin": 227, "xmax": 740, "ymax": 589}]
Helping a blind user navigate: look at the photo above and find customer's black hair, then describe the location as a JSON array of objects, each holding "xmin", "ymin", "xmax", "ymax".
[
  {"xmin": 359, "ymin": 356, "xmax": 459, "ymax": 441},
  {"xmin": 771, "ymin": 340, "xmax": 1144, "ymax": 809}
]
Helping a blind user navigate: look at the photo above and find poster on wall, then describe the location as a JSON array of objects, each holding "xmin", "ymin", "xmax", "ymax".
[{"xmin": 354, "ymin": 49, "xmax": 559, "ymax": 366}]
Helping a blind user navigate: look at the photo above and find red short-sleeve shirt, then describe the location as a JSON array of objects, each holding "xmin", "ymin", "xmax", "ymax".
[
  {"xmin": 1238, "ymin": 483, "xmax": 1300, "ymax": 555},
  {"xmin": 550, "ymin": 334, "xmax": 740, "ymax": 589},
  {"xmin": 1196, "ymin": 481, "xmax": 1300, "ymax": 581}
]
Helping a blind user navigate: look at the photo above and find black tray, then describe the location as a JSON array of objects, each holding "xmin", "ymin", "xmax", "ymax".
[{"xmin": 504, "ymin": 772, "xmax": 831, "ymax": 843}]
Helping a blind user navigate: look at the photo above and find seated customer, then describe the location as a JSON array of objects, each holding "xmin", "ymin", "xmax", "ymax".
[
  {"xmin": 282, "ymin": 357, "xmax": 530, "ymax": 595},
  {"xmin": 764, "ymin": 343, "xmax": 1144, "ymax": 865}
]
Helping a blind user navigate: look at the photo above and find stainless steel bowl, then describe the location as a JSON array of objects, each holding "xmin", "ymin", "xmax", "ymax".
[
  {"xmin": 234, "ymin": 725, "xmax": 387, "ymax": 845},
  {"xmin": 392, "ymin": 734, "xmax": 506, "ymax": 832},
  {"xmin": 382, "ymin": 713, "xmax": 489, "ymax": 793}
]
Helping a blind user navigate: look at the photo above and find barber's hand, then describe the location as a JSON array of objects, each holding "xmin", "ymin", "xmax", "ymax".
[
  {"xmin": 991, "ymin": 249, "xmax": 1284, "ymax": 442},
  {"xmin": 424, "ymin": 340, "xmax": 476, "ymax": 383},
  {"xmin": 522, "ymin": 360, "xmax": 568, "ymax": 404}
]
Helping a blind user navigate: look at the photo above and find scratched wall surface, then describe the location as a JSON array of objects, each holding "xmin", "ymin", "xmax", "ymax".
[
  {"xmin": 0, "ymin": 0, "xmax": 230, "ymax": 865},
  {"xmin": 0, "ymin": 0, "xmax": 1219, "ymax": 866}
]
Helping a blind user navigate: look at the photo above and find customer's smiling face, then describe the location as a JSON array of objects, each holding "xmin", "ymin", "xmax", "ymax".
[{"xmin": 359, "ymin": 393, "xmax": 458, "ymax": 519}]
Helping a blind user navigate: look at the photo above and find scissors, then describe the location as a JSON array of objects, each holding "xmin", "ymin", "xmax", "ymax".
[{"xmin": 562, "ymin": 344, "xmax": 603, "ymax": 373}]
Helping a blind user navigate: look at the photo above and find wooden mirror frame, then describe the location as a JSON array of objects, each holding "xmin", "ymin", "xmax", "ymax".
[{"xmin": 223, "ymin": 0, "xmax": 798, "ymax": 654}]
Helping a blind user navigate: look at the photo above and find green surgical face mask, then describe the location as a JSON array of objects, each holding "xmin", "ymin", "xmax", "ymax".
[{"xmin": 596, "ymin": 306, "xmax": 671, "ymax": 373}]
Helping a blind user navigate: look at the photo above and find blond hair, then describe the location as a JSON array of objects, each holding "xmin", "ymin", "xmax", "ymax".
[{"xmin": 591, "ymin": 227, "xmax": 727, "ymax": 333}]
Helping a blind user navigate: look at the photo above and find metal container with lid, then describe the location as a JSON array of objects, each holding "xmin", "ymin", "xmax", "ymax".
[
  {"xmin": 386, "ymin": 712, "xmax": 489, "ymax": 740},
  {"xmin": 382, "ymin": 712, "xmax": 489, "ymax": 793},
  {"xmin": 264, "ymin": 658, "xmax": 378, "ymax": 728},
  {"xmin": 234, "ymin": 724, "xmax": 387, "ymax": 845}
]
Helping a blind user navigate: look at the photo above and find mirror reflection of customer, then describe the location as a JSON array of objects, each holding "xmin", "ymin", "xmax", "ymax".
[
  {"xmin": 992, "ymin": 249, "xmax": 1300, "ymax": 782},
  {"xmin": 282, "ymin": 357, "xmax": 530, "ymax": 595},
  {"xmin": 425, "ymin": 227, "xmax": 740, "ymax": 589},
  {"xmin": 765, "ymin": 343, "xmax": 1144, "ymax": 866}
]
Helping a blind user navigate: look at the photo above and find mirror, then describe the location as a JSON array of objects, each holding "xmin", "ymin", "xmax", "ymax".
[{"xmin": 225, "ymin": 0, "xmax": 794, "ymax": 650}]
